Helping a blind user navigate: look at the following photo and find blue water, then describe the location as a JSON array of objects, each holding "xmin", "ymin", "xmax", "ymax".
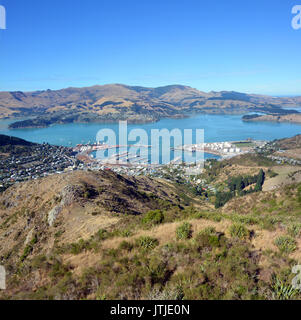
[
  {"xmin": 0, "ymin": 114, "xmax": 300, "ymax": 147},
  {"xmin": 1, "ymin": 114, "xmax": 300, "ymax": 164}
]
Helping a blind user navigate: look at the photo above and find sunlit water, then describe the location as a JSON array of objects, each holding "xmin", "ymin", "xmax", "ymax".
[{"xmin": 0, "ymin": 114, "xmax": 300, "ymax": 163}]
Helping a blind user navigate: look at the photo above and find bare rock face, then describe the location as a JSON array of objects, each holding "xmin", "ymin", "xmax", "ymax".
[
  {"xmin": 48, "ymin": 184, "xmax": 82, "ymax": 226},
  {"xmin": 60, "ymin": 185, "xmax": 83, "ymax": 207},
  {"xmin": 24, "ymin": 228, "xmax": 35, "ymax": 245},
  {"xmin": 48, "ymin": 205, "xmax": 62, "ymax": 227}
]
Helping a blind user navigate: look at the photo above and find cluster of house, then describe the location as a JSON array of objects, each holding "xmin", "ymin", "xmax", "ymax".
[
  {"xmin": 79, "ymin": 157, "xmax": 205, "ymax": 181},
  {"xmin": 267, "ymin": 155, "xmax": 301, "ymax": 166},
  {"xmin": 194, "ymin": 178, "xmax": 217, "ymax": 193},
  {"xmin": 0, "ymin": 145, "xmax": 77, "ymax": 190},
  {"xmin": 101, "ymin": 165, "xmax": 156, "ymax": 176},
  {"xmin": 79, "ymin": 161, "xmax": 180, "ymax": 177},
  {"xmin": 258, "ymin": 141, "xmax": 301, "ymax": 166}
]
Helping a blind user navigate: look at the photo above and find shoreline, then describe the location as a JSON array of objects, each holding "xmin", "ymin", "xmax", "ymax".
[
  {"xmin": 5, "ymin": 108, "xmax": 301, "ymax": 130},
  {"xmin": 1, "ymin": 114, "xmax": 301, "ymax": 152},
  {"xmin": 243, "ymin": 113, "xmax": 301, "ymax": 125}
]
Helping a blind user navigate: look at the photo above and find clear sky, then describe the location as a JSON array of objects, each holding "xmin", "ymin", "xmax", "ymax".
[{"xmin": 0, "ymin": 0, "xmax": 300, "ymax": 95}]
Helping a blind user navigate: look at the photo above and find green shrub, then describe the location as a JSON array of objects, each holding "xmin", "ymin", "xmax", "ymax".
[
  {"xmin": 142, "ymin": 210, "xmax": 164, "ymax": 226},
  {"xmin": 231, "ymin": 215, "xmax": 259, "ymax": 226},
  {"xmin": 229, "ymin": 224, "xmax": 249, "ymax": 239},
  {"xmin": 97, "ymin": 229, "xmax": 109, "ymax": 240},
  {"xmin": 215, "ymin": 191, "xmax": 234, "ymax": 208},
  {"xmin": 201, "ymin": 226, "xmax": 217, "ymax": 235},
  {"xmin": 176, "ymin": 222, "xmax": 192, "ymax": 240},
  {"xmin": 274, "ymin": 236, "xmax": 297, "ymax": 254},
  {"xmin": 20, "ymin": 245, "xmax": 33, "ymax": 262},
  {"xmin": 119, "ymin": 241, "xmax": 134, "ymax": 251},
  {"xmin": 136, "ymin": 236, "xmax": 159, "ymax": 250},
  {"xmin": 260, "ymin": 216, "xmax": 281, "ymax": 231},
  {"xmin": 83, "ymin": 191, "xmax": 91, "ymax": 199},
  {"xmin": 297, "ymin": 185, "xmax": 301, "ymax": 203},
  {"xmin": 146, "ymin": 257, "xmax": 168, "ymax": 285},
  {"xmin": 287, "ymin": 224, "xmax": 301, "ymax": 238},
  {"xmin": 20, "ymin": 234, "xmax": 38, "ymax": 261},
  {"xmin": 70, "ymin": 239, "xmax": 88, "ymax": 255},
  {"xmin": 196, "ymin": 227, "xmax": 223, "ymax": 248},
  {"xmin": 271, "ymin": 276, "xmax": 298, "ymax": 300},
  {"xmin": 49, "ymin": 259, "xmax": 71, "ymax": 279},
  {"xmin": 120, "ymin": 229, "xmax": 133, "ymax": 238},
  {"xmin": 147, "ymin": 286, "xmax": 184, "ymax": 300},
  {"xmin": 54, "ymin": 230, "xmax": 64, "ymax": 238},
  {"xmin": 91, "ymin": 211, "xmax": 101, "ymax": 216},
  {"xmin": 267, "ymin": 169, "xmax": 278, "ymax": 178}
]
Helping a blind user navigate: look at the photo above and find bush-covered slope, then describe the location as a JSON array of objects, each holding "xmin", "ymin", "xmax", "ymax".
[{"xmin": 1, "ymin": 166, "xmax": 301, "ymax": 300}]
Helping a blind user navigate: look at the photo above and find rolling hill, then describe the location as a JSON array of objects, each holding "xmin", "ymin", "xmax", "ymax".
[{"xmin": 1, "ymin": 84, "xmax": 300, "ymax": 128}]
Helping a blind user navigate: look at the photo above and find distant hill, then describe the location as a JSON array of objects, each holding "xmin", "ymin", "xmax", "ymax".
[
  {"xmin": 272, "ymin": 134, "xmax": 301, "ymax": 150},
  {"xmin": 1, "ymin": 84, "xmax": 301, "ymax": 128},
  {"xmin": 243, "ymin": 113, "xmax": 301, "ymax": 124},
  {"xmin": 0, "ymin": 134, "xmax": 38, "ymax": 160}
]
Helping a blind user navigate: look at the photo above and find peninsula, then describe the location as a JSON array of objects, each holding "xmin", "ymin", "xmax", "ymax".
[{"xmin": 243, "ymin": 113, "xmax": 301, "ymax": 124}]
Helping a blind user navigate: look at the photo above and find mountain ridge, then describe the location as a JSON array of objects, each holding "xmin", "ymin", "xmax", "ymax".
[{"xmin": 1, "ymin": 84, "xmax": 301, "ymax": 128}]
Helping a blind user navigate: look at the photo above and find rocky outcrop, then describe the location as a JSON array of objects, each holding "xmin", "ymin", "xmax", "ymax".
[{"xmin": 48, "ymin": 185, "xmax": 82, "ymax": 226}]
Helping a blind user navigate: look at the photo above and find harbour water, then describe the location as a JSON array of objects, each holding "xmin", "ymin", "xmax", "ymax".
[{"xmin": 0, "ymin": 113, "xmax": 300, "ymax": 163}]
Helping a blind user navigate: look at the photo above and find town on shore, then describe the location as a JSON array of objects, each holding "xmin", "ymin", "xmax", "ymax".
[{"xmin": 2, "ymin": 135, "xmax": 301, "ymax": 191}]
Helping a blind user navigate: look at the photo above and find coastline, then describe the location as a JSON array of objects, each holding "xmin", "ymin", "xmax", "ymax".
[
  {"xmin": 2, "ymin": 113, "xmax": 301, "ymax": 151},
  {"xmin": 6, "ymin": 110, "xmax": 300, "ymax": 130},
  {"xmin": 243, "ymin": 113, "xmax": 301, "ymax": 125}
]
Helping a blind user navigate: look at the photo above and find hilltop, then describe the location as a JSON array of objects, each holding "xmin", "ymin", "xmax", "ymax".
[{"xmin": 1, "ymin": 84, "xmax": 300, "ymax": 128}]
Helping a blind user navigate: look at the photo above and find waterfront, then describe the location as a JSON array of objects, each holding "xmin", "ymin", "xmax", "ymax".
[{"xmin": 77, "ymin": 139, "xmax": 261, "ymax": 166}]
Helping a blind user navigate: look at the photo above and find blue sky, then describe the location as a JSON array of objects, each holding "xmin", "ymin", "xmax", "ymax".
[{"xmin": 0, "ymin": 0, "xmax": 300, "ymax": 95}]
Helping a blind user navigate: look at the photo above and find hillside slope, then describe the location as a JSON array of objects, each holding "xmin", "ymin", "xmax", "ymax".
[
  {"xmin": 0, "ymin": 134, "xmax": 35, "ymax": 147},
  {"xmin": 1, "ymin": 162, "xmax": 301, "ymax": 300},
  {"xmin": 0, "ymin": 169, "xmax": 201, "ymax": 274}
]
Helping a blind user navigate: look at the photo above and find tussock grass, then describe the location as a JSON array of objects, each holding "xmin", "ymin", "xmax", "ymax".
[
  {"xmin": 229, "ymin": 224, "xmax": 250, "ymax": 240},
  {"xmin": 176, "ymin": 222, "xmax": 192, "ymax": 240},
  {"xmin": 274, "ymin": 236, "xmax": 297, "ymax": 254},
  {"xmin": 136, "ymin": 236, "xmax": 159, "ymax": 250}
]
